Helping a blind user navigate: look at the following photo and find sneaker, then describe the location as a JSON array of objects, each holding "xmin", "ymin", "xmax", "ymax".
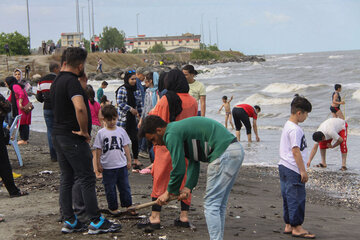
[
  {"xmin": 61, "ymin": 216, "xmax": 87, "ymax": 234},
  {"xmin": 138, "ymin": 151, "xmax": 149, "ymax": 159},
  {"xmin": 88, "ymin": 216, "xmax": 122, "ymax": 234}
]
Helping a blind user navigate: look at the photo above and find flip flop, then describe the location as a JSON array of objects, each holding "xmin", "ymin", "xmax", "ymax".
[
  {"xmin": 340, "ymin": 166, "xmax": 347, "ymax": 171},
  {"xmin": 137, "ymin": 218, "xmax": 161, "ymax": 230},
  {"xmin": 315, "ymin": 163, "xmax": 326, "ymax": 168},
  {"xmin": 292, "ymin": 232, "xmax": 316, "ymax": 239},
  {"xmin": 283, "ymin": 231, "xmax": 292, "ymax": 234}
]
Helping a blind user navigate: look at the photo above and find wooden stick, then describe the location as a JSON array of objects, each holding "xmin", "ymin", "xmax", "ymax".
[{"xmin": 128, "ymin": 195, "xmax": 178, "ymax": 211}]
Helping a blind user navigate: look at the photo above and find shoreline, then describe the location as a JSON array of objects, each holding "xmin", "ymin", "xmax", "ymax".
[{"xmin": 1, "ymin": 131, "xmax": 360, "ymax": 239}]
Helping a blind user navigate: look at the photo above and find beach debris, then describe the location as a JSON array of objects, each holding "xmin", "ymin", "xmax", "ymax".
[
  {"xmin": 235, "ymin": 216, "xmax": 241, "ymax": 219},
  {"xmin": 159, "ymin": 235, "xmax": 167, "ymax": 239},
  {"xmin": 166, "ymin": 205, "xmax": 178, "ymax": 209},
  {"xmin": 39, "ymin": 170, "xmax": 53, "ymax": 175}
]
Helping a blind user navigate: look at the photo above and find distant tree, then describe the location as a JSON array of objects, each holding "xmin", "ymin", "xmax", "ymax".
[
  {"xmin": 0, "ymin": 31, "xmax": 30, "ymax": 55},
  {"xmin": 149, "ymin": 43, "xmax": 166, "ymax": 53},
  {"xmin": 46, "ymin": 39, "xmax": 54, "ymax": 45},
  {"xmin": 130, "ymin": 48, "xmax": 142, "ymax": 54},
  {"xmin": 99, "ymin": 26, "xmax": 125, "ymax": 50},
  {"xmin": 200, "ymin": 43, "xmax": 207, "ymax": 50},
  {"xmin": 56, "ymin": 39, "xmax": 61, "ymax": 48},
  {"xmin": 208, "ymin": 44, "xmax": 219, "ymax": 51},
  {"xmin": 83, "ymin": 39, "xmax": 90, "ymax": 51}
]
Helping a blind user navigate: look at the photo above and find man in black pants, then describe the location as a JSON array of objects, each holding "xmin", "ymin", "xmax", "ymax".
[
  {"xmin": 232, "ymin": 104, "xmax": 261, "ymax": 142},
  {"xmin": 51, "ymin": 47, "xmax": 120, "ymax": 234}
]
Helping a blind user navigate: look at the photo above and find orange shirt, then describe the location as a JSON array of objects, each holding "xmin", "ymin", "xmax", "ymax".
[
  {"xmin": 149, "ymin": 93, "xmax": 198, "ymax": 204},
  {"xmin": 149, "ymin": 93, "xmax": 198, "ymax": 123}
]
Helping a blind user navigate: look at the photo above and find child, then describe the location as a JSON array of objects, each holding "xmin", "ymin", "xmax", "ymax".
[
  {"xmin": 278, "ymin": 95, "xmax": 315, "ymax": 239},
  {"xmin": 86, "ymin": 85, "xmax": 103, "ymax": 179},
  {"xmin": 97, "ymin": 81, "xmax": 108, "ymax": 103},
  {"xmin": 93, "ymin": 105, "xmax": 135, "ymax": 215},
  {"xmin": 218, "ymin": 96, "xmax": 234, "ymax": 129},
  {"xmin": 330, "ymin": 84, "xmax": 345, "ymax": 119}
]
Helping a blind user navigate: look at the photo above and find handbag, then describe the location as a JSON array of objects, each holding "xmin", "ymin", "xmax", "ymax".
[{"xmin": 23, "ymin": 102, "xmax": 34, "ymax": 114}]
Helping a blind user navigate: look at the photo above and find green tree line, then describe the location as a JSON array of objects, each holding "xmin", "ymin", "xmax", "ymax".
[{"xmin": 0, "ymin": 31, "xmax": 30, "ymax": 55}]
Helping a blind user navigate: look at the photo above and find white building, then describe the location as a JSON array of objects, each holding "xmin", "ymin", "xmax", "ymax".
[{"xmin": 125, "ymin": 33, "xmax": 201, "ymax": 53}]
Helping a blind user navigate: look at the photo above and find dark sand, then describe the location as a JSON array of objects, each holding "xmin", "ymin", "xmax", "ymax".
[{"xmin": 1, "ymin": 131, "xmax": 360, "ymax": 240}]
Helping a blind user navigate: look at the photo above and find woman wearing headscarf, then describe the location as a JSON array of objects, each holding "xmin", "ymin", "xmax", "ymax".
[
  {"xmin": 5, "ymin": 76, "xmax": 32, "ymax": 145},
  {"xmin": 137, "ymin": 72, "xmax": 159, "ymax": 169},
  {"xmin": 116, "ymin": 70, "xmax": 143, "ymax": 168},
  {"xmin": 0, "ymin": 92, "xmax": 28, "ymax": 205},
  {"xmin": 137, "ymin": 69, "xmax": 198, "ymax": 230},
  {"xmin": 13, "ymin": 69, "xmax": 32, "ymax": 96}
]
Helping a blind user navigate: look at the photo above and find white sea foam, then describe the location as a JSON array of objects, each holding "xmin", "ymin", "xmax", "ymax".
[
  {"xmin": 196, "ymin": 66, "xmax": 231, "ymax": 79},
  {"xmin": 206, "ymin": 85, "xmax": 223, "ymax": 92},
  {"xmin": 352, "ymin": 89, "xmax": 360, "ymax": 101},
  {"xmin": 237, "ymin": 93, "xmax": 292, "ymax": 105},
  {"xmin": 262, "ymin": 83, "xmax": 323, "ymax": 93},
  {"xmin": 328, "ymin": 55, "xmax": 344, "ymax": 59}
]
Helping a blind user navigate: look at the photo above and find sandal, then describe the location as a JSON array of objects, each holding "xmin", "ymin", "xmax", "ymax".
[
  {"xmin": 340, "ymin": 166, "xmax": 347, "ymax": 171},
  {"xmin": 174, "ymin": 218, "xmax": 191, "ymax": 228},
  {"xmin": 126, "ymin": 209, "xmax": 139, "ymax": 216},
  {"xmin": 315, "ymin": 163, "xmax": 327, "ymax": 168},
  {"xmin": 292, "ymin": 232, "xmax": 316, "ymax": 239},
  {"xmin": 137, "ymin": 218, "xmax": 160, "ymax": 229},
  {"xmin": 132, "ymin": 164, "xmax": 142, "ymax": 170},
  {"xmin": 10, "ymin": 190, "xmax": 28, "ymax": 198}
]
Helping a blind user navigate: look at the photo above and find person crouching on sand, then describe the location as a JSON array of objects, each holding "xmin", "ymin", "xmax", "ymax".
[
  {"xmin": 232, "ymin": 103, "xmax": 260, "ymax": 142},
  {"xmin": 140, "ymin": 115, "xmax": 244, "ymax": 240},
  {"xmin": 307, "ymin": 118, "xmax": 348, "ymax": 171},
  {"xmin": 278, "ymin": 95, "xmax": 315, "ymax": 239},
  {"xmin": 218, "ymin": 95, "xmax": 234, "ymax": 129}
]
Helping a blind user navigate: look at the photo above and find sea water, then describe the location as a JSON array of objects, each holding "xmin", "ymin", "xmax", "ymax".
[{"xmin": 2, "ymin": 50, "xmax": 360, "ymax": 173}]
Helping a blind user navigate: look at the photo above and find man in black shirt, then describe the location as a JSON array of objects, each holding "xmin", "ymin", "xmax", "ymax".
[
  {"xmin": 51, "ymin": 47, "xmax": 120, "ymax": 234},
  {"xmin": 36, "ymin": 62, "xmax": 59, "ymax": 162}
]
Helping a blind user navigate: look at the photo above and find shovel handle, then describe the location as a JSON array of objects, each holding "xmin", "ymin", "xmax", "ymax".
[{"xmin": 128, "ymin": 195, "xmax": 178, "ymax": 211}]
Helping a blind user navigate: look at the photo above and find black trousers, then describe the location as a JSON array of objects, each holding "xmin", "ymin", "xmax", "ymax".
[
  {"xmin": 232, "ymin": 107, "xmax": 252, "ymax": 134},
  {"xmin": 19, "ymin": 125, "xmax": 29, "ymax": 141},
  {"xmin": 52, "ymin": 134, "xmax": 100, "ymax": 221},
  {"xmin": 0, "ymin": 133, "xmax": 20, "ymax": 196}
]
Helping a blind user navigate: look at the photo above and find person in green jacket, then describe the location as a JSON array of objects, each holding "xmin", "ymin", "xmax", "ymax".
[{"xmin": 139, "ymin": 116, "xmax": 244, "ymax": 240}]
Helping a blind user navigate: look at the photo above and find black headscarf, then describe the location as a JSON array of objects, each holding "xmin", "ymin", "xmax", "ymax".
[
  {"xmin": 122, "ymin": 72, "xmax": 137, "ymax": 130},
  {"xmin": 165, "ymin": 69, "xmax": 189, "ymax": 122},
  {"xmin": 122, "ymin": 72, "xmax": 137, "ymax": 108},
  {"xmin": 5, "ymin": 76, "xmax": 21, "ymax": 117},
  {"xmin": 157, "ymin": 72, "xmax": 168, "ymax": 93}
]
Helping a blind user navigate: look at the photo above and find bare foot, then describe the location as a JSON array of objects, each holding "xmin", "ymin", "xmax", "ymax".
[
  {"xmin": 283, "ymin": 224, "xmax": 292, "ymax": 234},
  {"xmin": 17, "ymin": 140, "xmax": 28, "ymax": 145}
]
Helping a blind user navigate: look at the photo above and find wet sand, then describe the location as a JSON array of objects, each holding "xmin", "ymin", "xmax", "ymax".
[{"xmin": 1, "ymin": 131, "xmax": 360, "ymax": 240}]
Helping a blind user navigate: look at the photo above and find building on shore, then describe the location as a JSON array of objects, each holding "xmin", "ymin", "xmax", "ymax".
[
  {"xmin": 125, "ymin": 33, "xmax": 201, "ymax": 53},
  {"xmin": 61, "ymin": 32, "xmax": 84, "ymax": 47}
]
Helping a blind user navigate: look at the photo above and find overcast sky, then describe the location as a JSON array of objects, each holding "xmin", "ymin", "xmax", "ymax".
[{"xmin": 0, "ymin": 0, "xmax": 359, "ymax": 54}]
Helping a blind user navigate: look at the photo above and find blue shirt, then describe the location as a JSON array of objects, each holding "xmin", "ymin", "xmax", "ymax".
[{"xmin": 136, "ymin": 78, "xmax": 145, "ymax": 104}]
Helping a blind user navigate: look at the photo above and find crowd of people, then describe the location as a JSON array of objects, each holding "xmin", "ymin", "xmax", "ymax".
[{"xmin": 0, "ymin": 46, "xmax": 350, "ymax": 239}]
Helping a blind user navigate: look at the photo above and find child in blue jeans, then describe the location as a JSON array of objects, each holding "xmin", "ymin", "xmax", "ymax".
[
  {"xmin": 94, "ymin": 105, "xmax": 135, "ymax": 215},
  {"xmin": 278, "ymin": 95, "xmax": 315, "ymax": 239}
]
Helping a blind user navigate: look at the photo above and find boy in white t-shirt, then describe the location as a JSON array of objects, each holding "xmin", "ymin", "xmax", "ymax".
[
  {"xmin": 94, "ymin": 105, "xmax": 135, "ymax": 215},
  {"xmin": 278, "ymin": 95, "xmax": 315, "ymax": 239}
]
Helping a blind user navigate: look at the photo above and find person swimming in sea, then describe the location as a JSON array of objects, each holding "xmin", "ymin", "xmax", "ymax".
[
  {"xmin": 330, "ymin": 84, "xmax": 345, "ymax": 119},
  {"xmin": 218, "ymin": 96, "xmax": 234, "ymax": 129}
]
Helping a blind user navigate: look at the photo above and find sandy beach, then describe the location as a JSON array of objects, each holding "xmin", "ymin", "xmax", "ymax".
[{"xmin": 1, "ymin": 131, "xmax": 360, "ymax": 240}]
